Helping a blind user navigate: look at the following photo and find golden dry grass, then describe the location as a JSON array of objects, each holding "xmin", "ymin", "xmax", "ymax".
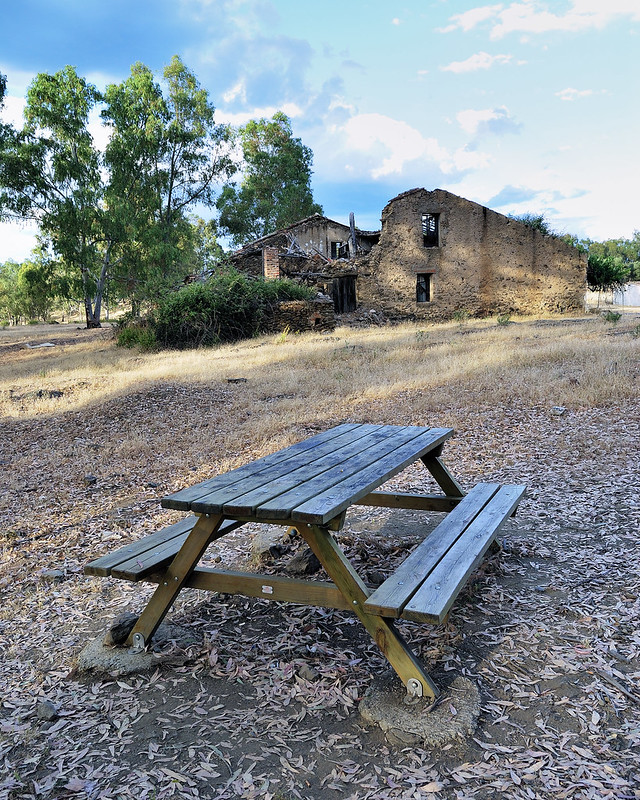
[
  {"xmin": 2, "ymin": 313, "xmax": 638, "ymax": 430},
  {"xmin": 1, "ymin": 311, "xmax": 638, "ymax": 537}
]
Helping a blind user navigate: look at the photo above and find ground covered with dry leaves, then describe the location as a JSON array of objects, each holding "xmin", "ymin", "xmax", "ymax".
[{"xmin": 1, "ymin": 314, "xmax": 639, "ymax": 800}]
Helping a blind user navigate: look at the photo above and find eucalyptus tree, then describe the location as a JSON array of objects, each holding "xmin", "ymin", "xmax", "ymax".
[
  {"xmin": 0, "ymin": 67, "xmax": 110, "ymax": 327},
  {"xmin": 217, "ymin": 112, "xmax": 322, "ymax": 247},
  {"xmin": 102, "ymin": 56, "xmax": 235, "ymax": 312}
]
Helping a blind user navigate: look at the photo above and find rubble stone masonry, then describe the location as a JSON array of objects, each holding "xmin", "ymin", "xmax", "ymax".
[{"xmin": 357, "ymin": 188, "xmax": 586, "ymax": 321}]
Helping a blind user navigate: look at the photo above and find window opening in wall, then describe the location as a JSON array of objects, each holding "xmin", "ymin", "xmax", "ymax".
[
  {"xmin": 331, "ymin": 241, "xmax": 348, "ymax": 259},
  {"xmin": 416, "ymin": 273, "xmax": 432, "ymax": 303},
  {"xmin": 421, "ymin": 213, "xmax": 439, "ymax": 247}
]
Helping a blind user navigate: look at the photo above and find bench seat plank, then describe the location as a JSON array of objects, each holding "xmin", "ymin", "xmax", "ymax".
[
  {"xmin": 402, "ymin": 484, "xmax": 525, "ymax": 624},
  {"xmin": 84, "ymin": 517, "xmax": 244, "ymax": 581},
  {"xmin": 162, "ymin": 423, "xmax": 363, "ymax": 510},
  {"xmin": 84, "ymin": 516, "xmax": 199, "ymax": 577},
  {"xmin": 289, "ymin": 428, "xmax": 453, "ymax": 525},
  {"xmin": 363, "ymin": 483, "xmax": 500, "ymax": 618}
]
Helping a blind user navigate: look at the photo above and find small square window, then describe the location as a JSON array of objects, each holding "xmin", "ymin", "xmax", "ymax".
[
  {"xmin": 331, "ymin": 241, "xmax": 348, "ymax": 259},
  {"xmin": 416, "ymin": 273, "xmax": 432, "ymax": 303},
  {"xmin": 421, "ymin": 213, "xmax": 439, "ymax": 247}
]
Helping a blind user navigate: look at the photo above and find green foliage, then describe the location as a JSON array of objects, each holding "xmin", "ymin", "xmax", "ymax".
[
  {"xmin": 512, "ymin": 213, "xmax": 555, "ymax": 236},
  {"xmin": 187, "ymin": 216, "xmax": 226, "ymax": 275},
  {"xmin": 0, "ymin": 66, "xmax": 106, "ymax": 326},
  {"xmin": 497, "ymin": 313, "xmax": 512, "ymax": 326},
  {"xmin": 102, "ymin": 57, "xmax": 235, "ymax": 312},
  {"xmin": 603, "ymin": 310, "xmax": 622, "ymax": 324},
  {"xmin": 116, "ymin": 324, "xmax": 157, "ymax": 350},
  {"xmin": 586, "ymin": 232, "xmax": 640, "ymax": 283},
  {"xmin": 586, "ymin": 252, "xmax": 630, "ymax": 292},
  {"xmin": 452, "ymin": 309, "xmax": 469, "ymax": 323},
  {"xmin": 217, "ymin": 112, "xmax": 322, "ymax": 247},
  {"xmin": 151, "ymin": 268, "xmax": 313, "ymax": 348}
]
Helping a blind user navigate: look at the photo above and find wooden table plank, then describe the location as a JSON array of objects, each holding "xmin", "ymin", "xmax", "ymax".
[
  {"xmin": 227, "ymin": 425, "xmax": 421, "ymax": 519},
  {"xmin": 194, "ymin": 424, "xmax": 398, "ymax": 517},
  {"xmin": 402, "ymin": 485, "xmax": 526, "ymax": 623},
  {"xmin": 162, "ymin": 423, "xmax": 362, "ymax": 510},
  {"xmin": 362, "ymin": 483, "xmax": 500, "ymax": 617},
  {"xmin": 290, "ymin": 427, "xmax": 454, "ymax": 525}
]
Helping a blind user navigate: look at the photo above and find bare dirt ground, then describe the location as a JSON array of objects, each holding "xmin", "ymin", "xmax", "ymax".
[{"xmin": 1, "ymin": 315, "xmax": 639, "ymax": 800}]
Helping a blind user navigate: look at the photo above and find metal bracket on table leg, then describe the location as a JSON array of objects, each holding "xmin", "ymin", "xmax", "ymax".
[
  {"xmin": 406, "ymin": 678, "xmax": 424, "ymax": 698},
  {"xmin": 129, "ymin": 632, "xmax": 147, "ymax": 654}
]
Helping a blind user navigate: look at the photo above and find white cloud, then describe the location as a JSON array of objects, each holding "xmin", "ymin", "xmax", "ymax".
[
  {"xmin": 456, "ymin": 106, "xmax": 521, "ymax": 136},
  {"xmin": 392, "ymin": 17, "xmax": 402, "ymax": 25},
  {"xmin": 441, "ymin": 52, "xmax": 512, "ymax": 73},
  {"xmin": 441, "ymin": 1, "xmax": 640, "ymax": 40},
  {"xmin": 223, "ymin": 80, "xmax": 247, "ymax": 104},
  {"xmin": 555, "ymin": 87, "xmax": 594, "ymax": 101},
  {"xmin": 342, "ymin": 113, "xmax": 449, "ymax": 178},
  {"xmin": 450, "ymin": 147, "xmax": 493, "ymax": 172},
  {"xmin": 217, "ymin": 102, "xmax": 303, "ymax": 126},
  {"xmin": 439, "ymin": 4, "xmax": 504, "ymax": 33}
]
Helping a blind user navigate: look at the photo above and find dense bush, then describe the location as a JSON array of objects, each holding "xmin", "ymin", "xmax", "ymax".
[
  {"xmin": 151, "ymin": 269, "xmax": 314, "ymax": 348},
  {"xmin": 115, "ymin": 313, "xmax": 158, "ymax": 350}
]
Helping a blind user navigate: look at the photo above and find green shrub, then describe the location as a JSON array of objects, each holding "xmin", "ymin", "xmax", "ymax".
[
  {"xmin": 497, "ymin": 313, "xmax": 512, "ymax": 326},
  {"xmin": 603, "ymin": 310, "xmax": 622, "ymax": 324},
  {"xmin": 116, "ymin": 317, "xmax": 157, "ymax": 351},
  {"xmin": 452, "ymin": 310, "xmax": 469, "ymax": 323},
  {"xmin": 152, "ymin": 269, "xmax": 314, "ymax": 349}
]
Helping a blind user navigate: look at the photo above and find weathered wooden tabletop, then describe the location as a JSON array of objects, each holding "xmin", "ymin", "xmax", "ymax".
[{"xmin": 162, "ymin": 423, "xmax": 454, "ymax": 525}]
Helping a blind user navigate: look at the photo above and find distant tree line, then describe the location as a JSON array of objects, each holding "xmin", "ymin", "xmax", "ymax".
[{"xmin": 0, "ymin": 60, "xmax": 322, "ymax": 327}]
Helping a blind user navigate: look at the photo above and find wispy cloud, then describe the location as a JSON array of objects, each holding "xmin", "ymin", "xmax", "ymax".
[
  {"xmin": 555, "ymin": 87, "xmax": 596, "ymax": 101},
  {"xmin": 456, "ymin": 106, "xmax": 522, "ymax": 136},
  {"xmin": 439, "ymin": 4, "xmax": 504, "ymax": 33},
  {"xmin": 488, "ymin": 185, "xmax": 539, "ymax": 207},
  {"xmin": 441, "ymin": 52, "xmax": 512, "ymax": 73},
  {"xmin": 441, "ymin": 0, "xmax": 640, "ymax": 40}
]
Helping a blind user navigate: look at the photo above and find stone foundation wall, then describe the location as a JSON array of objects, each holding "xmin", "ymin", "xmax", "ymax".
[
  {"xmin": 266, "ymin": 298, "xmax": 335, "ymax": 333},
  {"xmin": 357, "ymin": 188, "xmax": 587, "ymax": 321}
]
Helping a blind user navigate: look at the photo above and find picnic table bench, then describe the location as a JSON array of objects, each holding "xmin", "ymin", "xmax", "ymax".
[{"xmin": 85, "ymin": 423, "xmax": 526, "ymax": 699}]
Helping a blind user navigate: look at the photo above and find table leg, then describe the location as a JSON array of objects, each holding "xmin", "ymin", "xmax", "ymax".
[
  {"xmin": 297, "ymin": 523, "xmax": 440, "ymax": 699},
  {"xmin": 421, "ymin": 454, "xmax": 465, "ymax": 497},
  {"xmin": 126, "ymin": 514, "xmax": 225, "ymax": 651}
]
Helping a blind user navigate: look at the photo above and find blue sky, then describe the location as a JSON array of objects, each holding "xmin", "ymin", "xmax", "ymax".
[{"xmin": 1, "ymin": 0, "xmax": 639, "ymax": 260}]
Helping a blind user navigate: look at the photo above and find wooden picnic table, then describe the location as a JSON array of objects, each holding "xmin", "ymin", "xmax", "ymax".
[{"xmin": 86, "ymin": 423, "xmax": 525, "ymax": 699}]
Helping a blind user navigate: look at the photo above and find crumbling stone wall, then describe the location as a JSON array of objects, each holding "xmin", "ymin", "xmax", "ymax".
[
  {"xmin": 265, "ymin": 298, "xmax": 335, "ymax": 333},
  {"xmin": 357, "ymin": 188, "xmax": 586, "ymax": 320}
]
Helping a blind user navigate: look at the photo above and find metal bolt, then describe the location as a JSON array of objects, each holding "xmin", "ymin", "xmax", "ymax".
[{"xmin": 352, "ymin": 599, "xmax": 358, "ymax": 605}]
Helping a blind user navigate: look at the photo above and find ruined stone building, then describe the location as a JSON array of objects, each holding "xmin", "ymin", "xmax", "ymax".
[
  {"xmin": 230, "ymin": 214, "xmax": 379, "ymax": 312},
  {"xmin": 232, "ymin": 189, "xmax": 587, "ymax": 321}
]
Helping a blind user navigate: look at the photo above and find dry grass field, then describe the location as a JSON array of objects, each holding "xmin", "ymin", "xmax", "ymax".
[{"xmin": 1, "ymin": 312, "xmax": 639, "ymax": 799}]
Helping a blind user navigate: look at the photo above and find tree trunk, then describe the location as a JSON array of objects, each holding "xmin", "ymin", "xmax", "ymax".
[{"xmin": 82, "ymin": 249, "xmax": 111, "ymax": 329}]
